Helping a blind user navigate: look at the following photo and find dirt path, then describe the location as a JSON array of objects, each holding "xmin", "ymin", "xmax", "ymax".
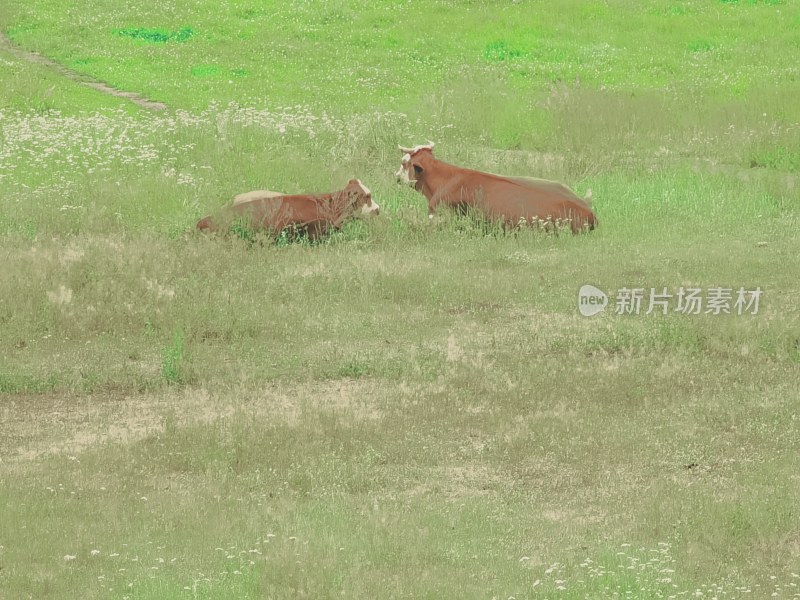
[{"xmin": 0, "ymin": 30, "xmax": 167, "ymax": 111}]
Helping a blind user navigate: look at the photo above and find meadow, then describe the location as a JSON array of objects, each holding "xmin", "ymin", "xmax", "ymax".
[{"xmin": 1, "ymin": 0, "xmax": 800, "ymax": 598}]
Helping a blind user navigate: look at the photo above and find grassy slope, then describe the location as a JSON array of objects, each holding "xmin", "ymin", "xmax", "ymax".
[
  {"xmin": 3, "ymin": 0, "xmax": 800, "ymax": 111},
  {"xmin": 1, "ymin": 1, "xmax": 800, "ymax": 598}
]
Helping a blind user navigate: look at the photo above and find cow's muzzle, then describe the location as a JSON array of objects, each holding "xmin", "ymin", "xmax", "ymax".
[{"xmin": 361, "ymin": 198, "xmax": 380, "ymax": 216}]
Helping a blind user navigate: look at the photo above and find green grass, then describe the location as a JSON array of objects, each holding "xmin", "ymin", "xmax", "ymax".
[
  {"xmin": 1, "ymin": 0, "xmax": 800, "ymax": 598},
  {"xmin": 4, "ymin": 0, "xmax": 800, "ymax": 113}
]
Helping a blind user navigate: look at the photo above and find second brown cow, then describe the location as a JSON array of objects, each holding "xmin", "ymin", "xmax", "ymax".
[{"xmin": 197, "ymin": 179, "xmax": 379, "ymax": 241}]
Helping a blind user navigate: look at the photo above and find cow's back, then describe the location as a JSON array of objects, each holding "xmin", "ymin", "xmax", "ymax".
[
  {"xmin": 471, "ymin": 175, "xmax": 596, "ymax": 232},
  {"xmin": 231, "ymin": 190, "xmax": 284, "ymax": 206},
  {"xmin": 230, "ymin": 195, "xmax": 321, "ymax": 232},
  {"xmin": 197, "ymin": 189, "xmax": 357, "ymax": 238},
  {"xmin": 500, "ymin": 175, "xmax": 588, "ymax": 206}
]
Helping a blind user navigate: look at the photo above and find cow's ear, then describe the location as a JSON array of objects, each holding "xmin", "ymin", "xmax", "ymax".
[{"xmin": 413, "ymin": 164, "xmax": 424, "ymax": 176}]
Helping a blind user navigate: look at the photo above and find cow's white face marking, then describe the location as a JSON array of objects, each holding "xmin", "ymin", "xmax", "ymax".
[
  {"xmin": 396, "ymin": 164, "xmax": 414, "ymax": 185},
  {"xmin": 361, "ymin": 197, "xmax": 380, "ymax": 214},
  {"xmin": 396, "ymin": 156, "xmax": 416, "ymax": 185},
  {"xmin": 396, "ymin": 145, "xmax": 432, "ymax": 186},
  {"xmin": 349, "ymin": 179, "xmax": 378, "ymax": 214},
  {"xmin": 353, "ymin": 180, "xmax": 379, "ymax": 214},
  {"xmin": 355, "ymin": 179, "xmax": 371, "ymax": 196}
]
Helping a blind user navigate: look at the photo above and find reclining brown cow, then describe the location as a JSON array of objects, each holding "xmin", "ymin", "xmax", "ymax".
[
  {"xmin": 395, "ymin": 143, "xmax": 596, "ymax": 233},
  {"xmin": 196, "ymin": 179, "xmax": 379, "ymax": 241}
]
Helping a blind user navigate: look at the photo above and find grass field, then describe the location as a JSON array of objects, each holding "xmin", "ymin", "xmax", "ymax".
[{"xmin": 1, "ymin": 1, "xmax": 800, "ymax": 598}]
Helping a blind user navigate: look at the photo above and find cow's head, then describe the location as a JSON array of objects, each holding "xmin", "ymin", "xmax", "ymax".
[
  {"xmin": 395, "ymin": 142, "xmax": 435, "ymax": 189},
  {"xmin": 344, "ymin": 178, "xmax": 380, "ymax": 216}
]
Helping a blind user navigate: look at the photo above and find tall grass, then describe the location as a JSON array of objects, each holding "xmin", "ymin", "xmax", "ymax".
[{"xmin": 1, "ymin": 0, "xmax": 800, "ymax": 598}]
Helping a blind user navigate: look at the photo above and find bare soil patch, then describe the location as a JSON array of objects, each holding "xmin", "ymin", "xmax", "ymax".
[{"xmin": 0, "ymin": 380, "xmax": 386, "ymax": 465}]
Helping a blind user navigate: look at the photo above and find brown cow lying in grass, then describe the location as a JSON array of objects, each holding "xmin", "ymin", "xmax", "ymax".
[
  {"xmin": 196, "ymin": 179, "xmax": 379, "ymax": 241},
  {"xmin": 395, "ymin": 143, "xmax": 596, "ymax": 233}
]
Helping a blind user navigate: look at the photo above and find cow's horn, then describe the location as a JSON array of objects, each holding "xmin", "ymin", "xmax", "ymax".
[
  {"xmin": 427, "ymin": 140, "xmax": 435, "ymax": 149},
  {"xmin": 398, "ymin": 144, "xmax": 414, "ymax": 153}
]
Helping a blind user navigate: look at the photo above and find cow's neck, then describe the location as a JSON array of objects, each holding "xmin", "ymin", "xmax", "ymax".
[
  {"xmin": 419, "ymin": 157, "xmax": 456, "ymax": 199},
  {"xmin": 419, "ymin": 156, "xmax": 468, "ymax": 202},
  {"xmin": 320, "ymin": 191, "xmax": 352, "ymax": 226}
]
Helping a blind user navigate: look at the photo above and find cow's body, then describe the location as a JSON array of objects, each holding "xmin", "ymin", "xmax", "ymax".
[
  {"xmin": 396, "ymin": 144, "xmax": 596, "ymax": 233},
  {"xmin": 197, "ymin": 179, "xmax": 379, "ymax": 240}
]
